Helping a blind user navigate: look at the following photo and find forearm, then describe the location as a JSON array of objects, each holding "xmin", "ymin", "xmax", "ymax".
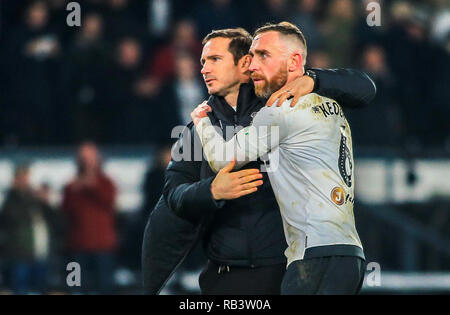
[
  {"xmin": 312, "ymin": 68, "xmax": 377, "ymax": 108},
  {"xmin": 195, "ymin": 117, "xmax": 269, "ymax": 173},
  {"xmin": 162, "ymin": 122, "xmax": 223, "ymax": 222},
  {"xmin": 163, "ymin": 174, "xmax": 223, "ymax": 223}
]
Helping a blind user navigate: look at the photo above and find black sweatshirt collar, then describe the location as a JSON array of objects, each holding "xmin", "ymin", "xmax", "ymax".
[{"xmin": 206, "ymin": 82, "xmax": 266, "ymax": 125}]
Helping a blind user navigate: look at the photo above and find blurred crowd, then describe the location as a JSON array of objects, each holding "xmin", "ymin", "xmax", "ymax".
[
  {"xmin": 0, "ymin": 141, "xmax": 202, "ymax": 294},
  {"xmin": 0, "ymin": 142, "xmax": 132, "ymax": 294},
  {"xmin": 0, "ymin": 0, "xmax": 449, "ymax": 151}
]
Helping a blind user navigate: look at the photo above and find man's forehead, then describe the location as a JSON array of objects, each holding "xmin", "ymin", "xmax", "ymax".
[
  {"xmin": 250, "ymin": 31, "xmax": 283, "ymax": 51},
  {"xmin": 202, "ymin": 37, "xmax": 231, "ymax": 56}
]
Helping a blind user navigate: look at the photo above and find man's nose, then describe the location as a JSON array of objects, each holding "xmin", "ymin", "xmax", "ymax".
[
  {"xmin": 201, "ymin": 63, "xmax": 209, "ymax": 75},
  {"xmin": 248, "ymin": 59, "xmax": 258, "ymax": 73}
]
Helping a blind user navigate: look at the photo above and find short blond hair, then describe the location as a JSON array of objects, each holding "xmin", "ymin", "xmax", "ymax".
[{"xmin": 254, "ymin": 22, "xmax": 307, "ymax": 65}]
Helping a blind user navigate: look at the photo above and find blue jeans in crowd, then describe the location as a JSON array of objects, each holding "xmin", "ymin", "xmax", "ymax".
[{"xmin": 10, "ymin": 260, "xmax": 48, "ymax": 294}]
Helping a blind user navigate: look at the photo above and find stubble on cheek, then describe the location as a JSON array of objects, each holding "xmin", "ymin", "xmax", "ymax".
[
  {"xmin": 254, "ymin": 67, "xmax": 288, "ymax": 98},
  {"xmin": 269, "ymin": 67, "xmax": 288, "ymax": 96}
]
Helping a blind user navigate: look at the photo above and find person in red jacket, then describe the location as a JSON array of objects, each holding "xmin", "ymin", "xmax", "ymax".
[{"xmin": 62, "ymin": 142, "xmax": 117, "ymax": 294}]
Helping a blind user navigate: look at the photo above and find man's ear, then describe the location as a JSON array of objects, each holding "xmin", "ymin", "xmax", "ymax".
[
  {"xmin": 239, "ymin": 54, "xmax": 252, "ymax": 73},
  {"xmin": 288, "ymin": 53, "xmax": 302, "ymax": 72}
]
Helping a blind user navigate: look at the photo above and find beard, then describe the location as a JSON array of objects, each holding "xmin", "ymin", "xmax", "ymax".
[{"xmin": 252, "ymin": 65, "xmax": 288, "ymax": 98}]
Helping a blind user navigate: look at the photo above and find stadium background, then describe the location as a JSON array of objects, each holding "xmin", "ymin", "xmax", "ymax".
[{"xmin": 0, "ymin": 0, "xmax": 449, "ymax": 294}]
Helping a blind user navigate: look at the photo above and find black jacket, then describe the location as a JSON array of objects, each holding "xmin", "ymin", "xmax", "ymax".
[
  {"xmin": 166, "ymin": 82, "xmax": 287, "ymax": 267},
  {"xmin": 141, "ymin": 196, "xmax": 203, "ymax": 294},
  {"xmin": 142, "ymin": 69, "xmax": 376, "ymax": 294}
]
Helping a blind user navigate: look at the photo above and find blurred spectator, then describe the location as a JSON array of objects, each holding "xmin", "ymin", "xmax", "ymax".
[
  {"xmin": 347, "ymin": 45, "xmax": 403, "ymax": 148},
  {"xmin": 19, "ymin": 1, "xmax": 60, "ymax": 60},
  {"xmin": 147, "ymin": 19, "xmax": 202, "ymax": 88},
  {"xmin": 189, "ymin": 0, "xmax": 241, "ymax": 38},
  {"xmin": 322, "ymin": 0, "xmax": 357, "ymax": 67},
  {"xmin": 104, "ymin": 0, "xmax": 145, "ymax": 41},
  {"xmin": 0, "ymin": 0, "xmax": 448, "ymax": 150},
  {"xmin": 307, "ymin": 50, "xmax": 331, "ymax": 68},
  {"xmin": 354, "ymin": 0, "xmax": 386, "ymax": 52},
  {"xmin": 108, "ymin": 36, "xmax": 180, "ymax": 145},
  {"xmin": 162, "ymin": 53, "xmax": 206, "ymax": 126},
  {"xmin": 431, "ymin": 8, "xmax": 450, "ymax": 48},
  {"xmin": 2, "ymin": 0, "xmax": 61, "ymax": 145},
  {"xmin": 383, "ymin": 3, "xmax": 435, "ymax": 148},
  {"xmin": 83, "ymin": 0, "xmax": 105, "ymax": 11},
  {"xmin": 62, "ymin": 142, "xmax": 117, "ymax": 294},
  {"xmin": 47, "ymin": 0, "xmax": 77, "ymax": 45},
  {"xmin": 107, "ymin": 37, "xmax": 150, "ymax": 143},
  {"xmin": 241, "ymin": 0, "xmax": 290, "ymax": 33},
  {"xmin": 289, "ymin": 0, "xmax": 323, "ymax": 52},
  {"xmin": 427, "ymin": 2, "xmax": 450, "ymax": 147},
  {"xmin": 0, "ymin": 163, "xmax": 57, "ymax": 294},
  {"xmin": 263, "ymin": 0, "xmax": 290, "ymax": 25},
  {"xmin": 62, "ymin": 12, "xmax": 112, "ymax": 144},
  {"xmin": 149, "ymin": 0, "xmax": 172, "ymax": 37}
]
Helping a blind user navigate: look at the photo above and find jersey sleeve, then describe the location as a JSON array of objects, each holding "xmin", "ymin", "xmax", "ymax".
[{"xmin": 195, "ymin": 105, "xmax": 289, "ymax": 173}]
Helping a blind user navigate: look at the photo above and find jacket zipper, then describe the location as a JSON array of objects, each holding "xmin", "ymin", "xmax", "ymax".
[{"xmin": 235, "ymin": 112, "xmax": 255, "ymax": 267}]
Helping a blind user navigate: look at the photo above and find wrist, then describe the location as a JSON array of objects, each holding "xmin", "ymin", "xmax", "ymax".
[{"xmin": 210, "ymin": 182, "xmax": 220, "ymax": 200}]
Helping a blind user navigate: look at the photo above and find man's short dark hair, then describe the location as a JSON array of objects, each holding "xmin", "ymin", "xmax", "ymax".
[{"xmin": 202, "ymin": 28, "xmax": 253, "ymax": 65}]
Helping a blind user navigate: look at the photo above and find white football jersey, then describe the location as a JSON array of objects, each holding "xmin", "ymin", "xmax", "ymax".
[{"xmin": 196, "ymin": 93, "xmax": 364, "ymax": 267}]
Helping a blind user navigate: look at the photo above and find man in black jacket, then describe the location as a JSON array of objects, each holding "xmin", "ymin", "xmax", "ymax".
[{"xmin": 142, "ymin": 28, "xmax": 376, "ymax": 295}]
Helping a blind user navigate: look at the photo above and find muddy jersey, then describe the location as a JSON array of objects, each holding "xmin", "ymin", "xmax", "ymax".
[{"xmin": 196, "ymin": 93, "xmax": 364, "ymax": 267}]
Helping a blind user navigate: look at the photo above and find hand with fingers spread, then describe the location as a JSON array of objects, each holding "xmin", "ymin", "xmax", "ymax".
[
  {"xmin": 210, "ymin": 159, "xmax": 263, "ymax": 200},
  {"xmin": 191, "ymin": 101, "xmax": 212, "ymax": 125},
  {"xmin": 266, "ymin": 74, "xmax": 315, "ymax": 108}
]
